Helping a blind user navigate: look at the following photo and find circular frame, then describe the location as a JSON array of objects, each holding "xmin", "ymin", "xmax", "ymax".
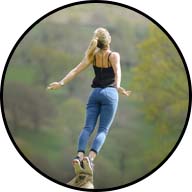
[{"xmin": 0, "ymin": 0, "xmax": 191, "ymax": 191}]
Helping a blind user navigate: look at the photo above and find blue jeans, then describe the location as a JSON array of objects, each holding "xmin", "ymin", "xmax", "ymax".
[{"xmin": 78, "ymin": 87, "xmax": 119, "ymax": 154}]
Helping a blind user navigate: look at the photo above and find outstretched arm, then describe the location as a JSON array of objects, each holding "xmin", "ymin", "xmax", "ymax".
[{"xmin": 47, "ymin": 57, "xmax": 91, "ymax": 90}]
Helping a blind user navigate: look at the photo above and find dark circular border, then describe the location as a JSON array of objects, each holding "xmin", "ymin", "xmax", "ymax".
[{"xmin": 0, "ymin": 0, "xmax": 191, "ymax": 191}]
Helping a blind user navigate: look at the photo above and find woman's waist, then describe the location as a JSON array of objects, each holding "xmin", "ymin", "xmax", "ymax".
[
  {"xmin": 91, "ymin": 80, "xmax": 116, "ymax": 88},
  {"xmin": 90, "ymin": 86, "xmax": 118, "ymax": 102}
]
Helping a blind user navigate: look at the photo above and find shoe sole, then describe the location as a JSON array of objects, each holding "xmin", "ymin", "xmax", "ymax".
[
  {"xmin": 72, "ymin": 159, "xmax": 83, "ymax": 175},
  {"xmin": 82, "ymin": 157, "xmax": 93, "ymax": 176}
]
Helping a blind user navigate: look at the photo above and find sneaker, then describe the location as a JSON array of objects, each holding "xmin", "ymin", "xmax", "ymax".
[
  {"xmin": 72, "ymin": 156, "xmax": 84, "ymax": 175},
  {"xmin": 82, "ymin": 156, "xmax": 94, "ymax": 176}
]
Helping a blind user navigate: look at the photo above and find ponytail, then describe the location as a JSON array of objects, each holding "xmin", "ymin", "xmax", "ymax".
[
  {"xmin": 84, "ymin": 28, "xmax": 111, "ymax": 63},
  {"xmin": 85, "ymin": 38, "xmax": 98, "ymax": 63}
]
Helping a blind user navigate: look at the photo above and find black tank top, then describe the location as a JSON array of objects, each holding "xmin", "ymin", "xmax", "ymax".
[{"xmin": 91, "ymin": 52, "xmax": 115, "ymax": 88}]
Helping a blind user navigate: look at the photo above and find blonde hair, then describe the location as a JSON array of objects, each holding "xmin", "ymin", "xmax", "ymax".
[{"xmin": 85, "ymin": 28, "xmax": 111, "ymax": 62}]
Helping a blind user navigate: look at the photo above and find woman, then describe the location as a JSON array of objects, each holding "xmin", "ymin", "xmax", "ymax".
[{"xmin": 47, "ymin": 28, "xmax": 131, "ymax": 174}]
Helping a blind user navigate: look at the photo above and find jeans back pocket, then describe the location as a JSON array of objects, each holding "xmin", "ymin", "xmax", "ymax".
[{"xmin": 104, "ymin": 88, "xmax": 118, "ymax": 101}]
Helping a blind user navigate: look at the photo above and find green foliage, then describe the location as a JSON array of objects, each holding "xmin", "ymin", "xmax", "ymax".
[
  {"xmin": 59, "ymin": 97, "xmax": 85, "ymax": 144},
  {"xmin": 5, "ymin": 64, "xmax": 36, "ymax": 84},
  {"xmin": 131, "ymin": 24, "xmax": 189, "ymax": 159},
  {"xmin": 3, "ymin": 82, "xmax": 55, "ymax": 132}
]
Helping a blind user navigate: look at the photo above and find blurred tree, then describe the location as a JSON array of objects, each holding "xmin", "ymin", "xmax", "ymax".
[
  {"xmin": 131, "ymin": 24, "xmax": 189, "ymax": 155},
  {"xmin": 3, "ymin": 82, "xmax": 56, "ymax": 132},
  {"xmin": 30, "ymin": 45, "xmax": 73, "ymax": 87}
]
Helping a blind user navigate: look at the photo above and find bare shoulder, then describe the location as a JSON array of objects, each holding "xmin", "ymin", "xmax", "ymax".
[
  {"xmin": 110, "ymin": 52, "xmax": 120, "ymax": 59},
  {"xmin": 110, "ymin": 52, "xmax": 120, "ymax": 64}
]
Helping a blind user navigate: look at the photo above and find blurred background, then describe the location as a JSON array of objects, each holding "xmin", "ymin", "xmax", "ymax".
[{"xmin": 2, "ymin": 3, "xmax": 189, "ymax": 189}]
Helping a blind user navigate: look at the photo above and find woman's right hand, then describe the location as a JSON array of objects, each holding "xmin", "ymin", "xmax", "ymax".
[
  {"xmin": 117, "ymin": 87, "xmax": 132, "ymax": 96},
  {"xmin": 47, "ymin": 82, "xmax": 62, "ymax": 90}
]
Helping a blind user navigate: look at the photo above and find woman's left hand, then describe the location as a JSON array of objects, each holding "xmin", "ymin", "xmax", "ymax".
[
  {"xmin": 47, "ymin": 82, "xmax": 62, "ymax": 90},
  {"xmin": 117, "ymin": 87, "xmax": 132, "ymax": 96}
]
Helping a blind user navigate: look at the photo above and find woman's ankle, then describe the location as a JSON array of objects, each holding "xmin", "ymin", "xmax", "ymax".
[
  {"xmin": 77, "ymin": 151, "xmax": 85, "ymax": 161},
  {"xmin": 88, "ymin": 150, "xmax": 97, "ymax": 161}
]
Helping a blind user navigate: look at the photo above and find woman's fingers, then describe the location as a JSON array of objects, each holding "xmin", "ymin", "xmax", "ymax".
[
  {"xmin": 47, "ymin": 86, "xmax": 54, "ymax": 90},
  {"xmin": 47, "ymin": 85, "xmax": 54, "ymax": 90},
  {"xmin": 47, "ymin": 82, "xmax": 60, "ymax": 90},
  {"xmin": 50, "ymin": 82, "xmax": 58, "ymax": 86},
  {"xmin": 123, "ymin": 90, "xmax": 132, "ymax": 96},
  {"xmin": 123, "ymin": 91, "xmax": 129, "ymax": 96}
]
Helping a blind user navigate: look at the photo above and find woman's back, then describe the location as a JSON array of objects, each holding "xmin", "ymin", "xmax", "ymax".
[
  {"xmin": 93, "ymin": 50, "xmax": 112, "ymax": 68},
  {"xmin": 91, "ymin": 50, "xmax": 115, "ymax": 88}
]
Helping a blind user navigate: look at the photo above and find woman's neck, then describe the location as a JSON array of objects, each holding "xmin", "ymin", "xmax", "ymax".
[{"xmin": 100, "ymin": 47, "xmax": 110, "ymax": 52}]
